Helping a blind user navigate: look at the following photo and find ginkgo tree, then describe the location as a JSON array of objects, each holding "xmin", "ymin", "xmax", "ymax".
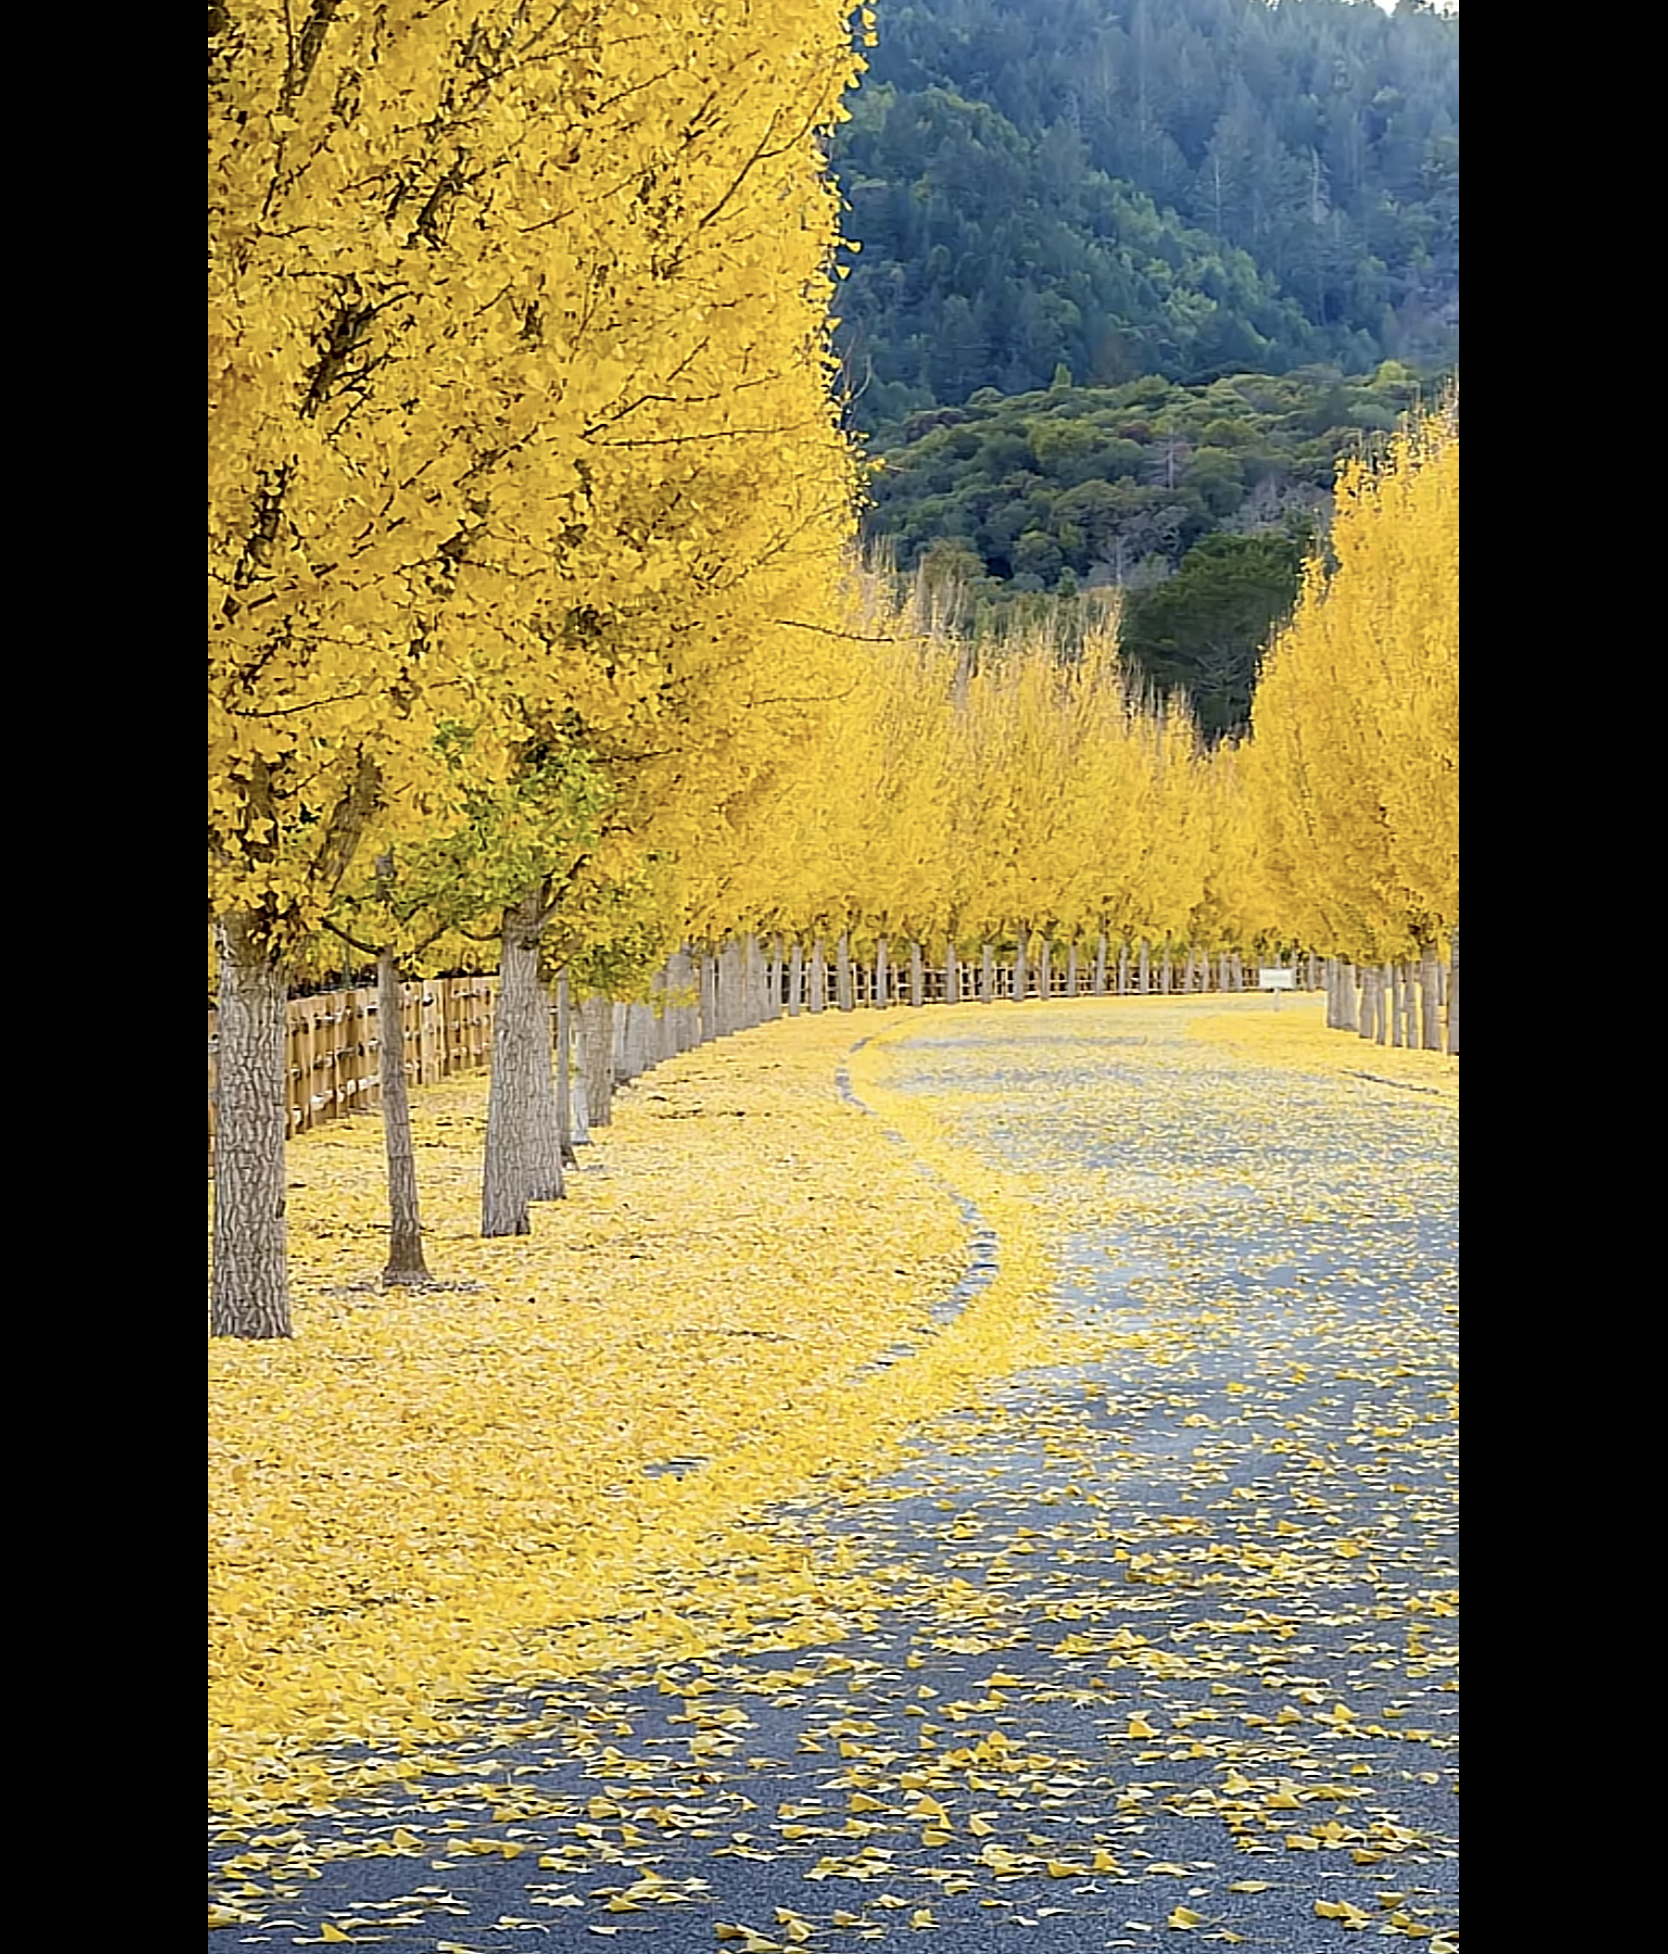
[
  {"xmin": 1244, "ymin": 408, "xmax": 1458, "ymax": 1040},
  {"xmin": 209, "ymin": 0, "xmax": 874, "ymax": 1333}
]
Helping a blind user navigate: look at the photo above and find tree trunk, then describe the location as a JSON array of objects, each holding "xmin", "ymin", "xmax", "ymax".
[
  {"xmin": 875, "ymin": 936, "xmax": 889, "ymax": 1008},
  {"xmin": 1376, "ymin": 966, "xmax": 1392, "ymax": 1044},
  {"xmin": 837, "ymin": 931, "xmax": 853, "ymax": 1011},
  {"xmin": 1334, "ymin": 960, "xmax": 1357, "ymax": 1031},
  {"xmin": 768, "ymin": 936, "xmax": 783, "ymax": 1020},
  {"xmin": 1038, "ymin": 939, "xmax": 1052, "ymax": 1000},
  {"xmin": 482, "ymin": 893, "xmax": 548, "ymax": 1236},
  {"xmin": 808, "ymin": 940, "xmax": 826, "ymax": 1013},
  {"xmin": 909, "ymin": 941, "xmax": 924, "ymax": 1007},
  {"xmin": 980, "ymin": 942, "xmax": 996, "ymax": 1002},
  {"xmin": 945, "ymin": 939, "xmax": 959, "ymax": 1005},
  {"xmin": 1137, "ymin": 939, "xmax": 1150, "ymax": 993},
  {"xmin": 1420, "ymin": 951, "xmax": 1443, "ymax": 1052},
  {"xmin": 1357, "ymin": 966, "xmax": 1379, "ymax": 1042},
  {"xmin": 787, "ymin": 940, "xmax": 804, "ymax": 1016},
  {"xmin": 1324, "ymin": 957, "xmax": 1338, "ymax": 1028},
  {"xmin": 1446, "ymin": 927, "xmax": 1460, "ymax": 1055},
  {"xmin": 555, "ymin": 970, "xmax": 577, "ymax": 1164},
  {"xmin": 210, "ymin": 915, "xmax": 293, "ymax": 1337},
  {"xmin": 1388, "ymin": 964, "xmax": 1404, "ymax": 1047},
  {"xmin": 1093, "ymin": 934, "xmax": 1108, "ymax": 996},
  {"xmin": 1117, "ymin": 942, "xmax": 1130, "ymax": 994},
  {"xmin": 1159, "ymin": 939, "xmax": 1172, "ymax": 993},
  {"xmin": 583, "ymin": 996, "xmax": 616, "ymax": 1127},
  {"xmin": 1014, "ymin": 934, "xmax": 1029, "ymax": 1002},
  {"xmin": 377, "ymin": 951, "xmax": 431, "ymax": 1284}
]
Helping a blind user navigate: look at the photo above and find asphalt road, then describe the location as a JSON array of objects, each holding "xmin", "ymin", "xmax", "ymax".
[{"xmin": 210, "ymin": 1003, "xmax": 1458, "ymax": 1953}]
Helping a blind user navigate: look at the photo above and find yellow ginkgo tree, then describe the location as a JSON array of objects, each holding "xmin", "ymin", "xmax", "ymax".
[{"xmin": 209, "ymin": 0, "xmax": 871, "ymax": 1332}]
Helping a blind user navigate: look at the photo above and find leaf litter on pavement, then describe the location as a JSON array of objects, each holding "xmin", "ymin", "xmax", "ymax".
[{"xmin": 210, "ymin": 996, "xmax": 1456, "ymax": 1951}]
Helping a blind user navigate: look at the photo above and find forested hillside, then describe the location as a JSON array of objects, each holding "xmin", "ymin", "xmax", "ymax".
[
  {"xmin": 831, "ymin": 0, "xmax": 1460, "ymax": 426},
  {"xmin": 864, "ymin": 360, "xmax": 1435, "ymax": 734}
]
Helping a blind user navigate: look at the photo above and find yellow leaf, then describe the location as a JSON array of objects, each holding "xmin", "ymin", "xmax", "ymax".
[
  {"xmin": 909, "ymin": 1909, "xmax": 935, "ymax": 1929},
  {"xmin": 1227, "ymin": 1881, "xmax": 1273, "ymax": 1893},
  {"xmin": 968, "ymin": 1815, "xmax": 995, "ymax": 1837},
  {"xmin": 320, "ymin": 1931, "xmax": 354, "ymax": 1947},
  {"xmin": 1092, "ymin": 1848, "xmax": 1119, "ymax": 1873},
  {"xmin": 1167, "ymin": 1906, "xmax": 1205, "ymax": 1929},
  {"xmin": 1126, "ymin": 1715, "xmax": 1159, "ymax": 1739}
]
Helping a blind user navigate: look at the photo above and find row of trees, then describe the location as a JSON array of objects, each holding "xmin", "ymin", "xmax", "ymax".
[
  {"xmin": 209, "ymin": 0, "xmax": 877, "ymax": 1337},
  {"xmin": 209, "ymin": 8, "xmax": 1458, "ymax": 1344}
]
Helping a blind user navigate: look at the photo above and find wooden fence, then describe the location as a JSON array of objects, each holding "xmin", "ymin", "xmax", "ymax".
[{"xmin": 208, "ymin": 975, "xmax": 496, "ymax": 1170}]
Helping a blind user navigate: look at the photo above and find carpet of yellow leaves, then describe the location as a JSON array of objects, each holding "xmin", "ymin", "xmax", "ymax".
[{"xmin": 209, "ymin": 1012, "xmax": 1054, "ymax": 1818}]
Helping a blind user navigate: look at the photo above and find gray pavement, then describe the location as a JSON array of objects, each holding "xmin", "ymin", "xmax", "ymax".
[{"xmin": 210, "ymin": 1004, "xmax": 1457, "ymax": 1952}]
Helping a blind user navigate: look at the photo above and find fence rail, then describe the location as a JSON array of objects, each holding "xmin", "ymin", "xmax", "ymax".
[{"xmin": 208, "ymin": 975, "xmax": 496, "ymax": 1171}]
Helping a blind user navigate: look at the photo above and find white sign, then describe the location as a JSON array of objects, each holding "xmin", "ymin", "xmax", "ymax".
[{"xmin": 1258, "ymin": 968, "xmax": 1296, "ymax": 990}]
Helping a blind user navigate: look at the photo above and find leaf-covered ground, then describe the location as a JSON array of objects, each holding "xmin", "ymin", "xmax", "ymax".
[{"xmin": 210, "ymin": 998, "xmax": 1457, "ymax": 1950}]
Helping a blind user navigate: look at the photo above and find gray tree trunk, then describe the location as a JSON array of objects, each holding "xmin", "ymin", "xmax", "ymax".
[
  {"xmin": 1014, "ymin": 934, "xmax": 1029, "ymax": 1002},
  {"xmin": 377, "ymin": 950, "xmax": 431, "ymax": 1284},
  {"xmin": 1093, "ymin": 934, "xmax": 1108, "ymax": 996},
  {"xmin": 1447, "ymin": 928, "xmax": 1460, "ymax": 1056},
  {"xmin": 875, "ymin": 936, "xmax": 889, "ymax": 1007},
  {"xmin": 787, "ymin": 940, "xmax": 803, "ymax": 1016},
  {"xmin": 1137, "ymin": 939, "xmax": 1150, "ymax": 993},
  {"xmin": 210, "ymin": 915, "xmax": 293, "ymax": 1338},
  {"xmin": 1118, "ymin": 942, "xmax": 1130, "ymax": 994},
  {"xmin": 482, "ymin": 892, "xmax": 548, "ymax": 1236},
  {"xmin": 837, "ymin": 931, "xmax": 854, "ymax": 1011},
  {"xmin": 1388, "ymin": 965, "xmax": 1405, "ymax": 1047},
  {"xmin": 582, "ymin": 996, "xmax": 615, "ymax": 1128},
  {"xmin": 1038, "ymin": 939, "xmax": 1052, "ymax": 1000},
  {"xmin": 555, "ymin": 970, "xmax": 577, "ymax": 1163},
  {"xmin": 981, "ymin": 942, "xmax": 996, "ymax": 1002},
  {"xmin": 768, "ymin": 936, "xmax": 783, "ymax": 1020},
  {"xmin": 524, "ymin": 968, "xmax": 564, "ymax": 1202},
  {"xmin": 1420, "ymin": 951, "xmax": 1443, "ymax": 1051},
  {"xmin": 945, "ymin": 939, "xmax": 959, "ymax": 1004},
  {"xmin": 1336, "ymin": 961, "xmax": 1359, "ymax": 1032},
  {"xmin": 808, "ymin": 940, "xmax": 826, "ymax": 1014},
  {"xmin": 1376, "ymin": 966, "xmax": 1392, "ymax": 1045},
  {"xmin": 1357, "ymin": 966, "xmax": 1379, "ymax": 1042},
  {"xmin": 909, "ymin": 941, "xmax": 924, "ymax": 1007},
  {"xmin": 1067, "ymin": 944, "xmax": 1079, "ymax": 997},
  {"xmin": 1324, "ymin": 957, "xmax": 1338, "ymax": 1028},
  {"xmin": 1160, "ymin": 940, "xmax": 1172, "ymax": 993}
]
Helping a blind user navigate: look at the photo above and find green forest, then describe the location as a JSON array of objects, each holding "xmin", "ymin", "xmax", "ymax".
[
  {"xmin": 829, "ymin": 0, "xmax": 1459, "ymax": 730},
  {"xmin": 831, "ymin": 0, "xmax": 1460, "ymax": 422},
  {"xmin": 864, "ymin": 362, "xmax": 1437, "ymax": 735}
]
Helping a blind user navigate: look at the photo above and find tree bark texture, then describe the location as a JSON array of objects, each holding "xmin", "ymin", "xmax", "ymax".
[
  {"xmin": 482, "ymin": 892, "xmax": 558, "ymax": 1237},
  {"xmin": 582, "ymin": 996, "xmax": 615, "ymax": 1129},
  {"xmin": 210, "ymin": 915, "xmax": 293, "ymax": 1337},
  {"xmin": 378, "ymin": 951, "xmax": 431, "ymax": 1284}
]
